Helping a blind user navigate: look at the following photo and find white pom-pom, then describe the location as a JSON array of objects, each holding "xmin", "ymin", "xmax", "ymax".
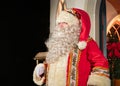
[{"xmin": 77, "ymin": 41, "xmax": 87, "ymax": 50}]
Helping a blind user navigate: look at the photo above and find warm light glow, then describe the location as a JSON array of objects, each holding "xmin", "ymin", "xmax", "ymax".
[
  {"xmin": 107, "ymin": 15, "xmax": 120, "ymax": 35},
  {"xmin": 107, "ymin": 14, "xmax": 120, "ymax": 42}
]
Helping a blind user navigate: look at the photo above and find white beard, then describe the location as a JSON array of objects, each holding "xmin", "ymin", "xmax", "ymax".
[{"xmin": 45, "ymin": 24, "xmax": 80, "ymax": 64}]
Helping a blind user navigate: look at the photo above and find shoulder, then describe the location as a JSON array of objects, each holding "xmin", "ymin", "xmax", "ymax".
[{"xmin": 86, "ymin": 37, "xmax": 100, "ymax": 49}]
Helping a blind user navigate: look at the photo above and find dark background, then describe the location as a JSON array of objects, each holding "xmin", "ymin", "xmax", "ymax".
[{"xmin": 1, "ymin": 0, "xmax": 50, "ymax": 86}]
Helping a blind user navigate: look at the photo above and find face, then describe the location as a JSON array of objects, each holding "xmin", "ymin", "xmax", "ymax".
[{"xmin": 45, "ymin": 11, "xmax": 80, "ymax": 63}]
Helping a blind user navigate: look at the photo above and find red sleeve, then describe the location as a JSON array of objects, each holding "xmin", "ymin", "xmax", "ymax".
[
  {"xmin": 87, "ymin": 38, "xmax": 110, "ymax": 85},
  {"xmin": 87, "ymin": 39, "xmax": 109, "ymax": 69}
]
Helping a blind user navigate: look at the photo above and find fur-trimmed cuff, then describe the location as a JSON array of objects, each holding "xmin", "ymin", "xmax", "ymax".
[{"xmin": 87, "ymin": 73, "xmax": 111, "ymax": 86}]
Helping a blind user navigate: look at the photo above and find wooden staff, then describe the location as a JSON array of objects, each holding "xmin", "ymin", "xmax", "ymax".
[{"xmin": 56, "ymin": 0, "xmax": 67, "ymax": 18}]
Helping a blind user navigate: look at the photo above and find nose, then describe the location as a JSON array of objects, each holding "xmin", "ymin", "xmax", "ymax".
[{"xmin": 58, "ymin": 22, "xmax": 68, "ymax": 28}]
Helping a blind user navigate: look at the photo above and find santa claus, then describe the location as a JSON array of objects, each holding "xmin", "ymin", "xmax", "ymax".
[{"xmin": 33, "ymin": 0, "xmax": 111, "ymax": 86}]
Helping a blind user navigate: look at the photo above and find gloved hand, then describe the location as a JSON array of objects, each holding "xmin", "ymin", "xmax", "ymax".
[
  {"xmin": 33, "ymin": 63, "xmax": 46, "ymax": 85},
  {"xmin": 35, "ymin": 63, "xmax": 45, "ymax": 77}
]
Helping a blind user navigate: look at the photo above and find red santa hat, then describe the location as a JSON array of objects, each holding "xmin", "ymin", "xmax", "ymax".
[
  {"xmin": 72, "ymin": 8, "xmax": 91, "ymax": 41},
  {"xmin": 72, "ymin": 8, "xmax": 91, "ymax": 50}
]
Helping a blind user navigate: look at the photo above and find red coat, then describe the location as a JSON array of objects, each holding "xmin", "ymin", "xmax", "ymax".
[{"xmin": 66, "ymin": 38, "xmax": 110, "ymax": 86}]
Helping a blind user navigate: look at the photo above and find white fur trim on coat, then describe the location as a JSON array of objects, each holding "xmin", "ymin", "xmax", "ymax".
[
  {"xmin": 33, "ymin": 63, "xmax": 45, "ymax": 86},
  {"xmin": 56, "ymin": 11, "xmax": 79, "ymax": 26},
  {"xmin": 87, "ymin": 73, "xmax": 111, "ymax": 86}
]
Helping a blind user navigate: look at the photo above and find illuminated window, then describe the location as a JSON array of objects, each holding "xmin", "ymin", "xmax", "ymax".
[{"xmin": 107, "ymin": 15, "xmax": 120, "ymax": 43}]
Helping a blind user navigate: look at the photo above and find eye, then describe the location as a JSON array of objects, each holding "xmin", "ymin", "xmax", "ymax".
[
  {"xmin": 58, "ymin": 22, "xmax": 68, "ymax": 25},
  {"xmin": 62, "ymin": 22, "xmax": 68, "ymax": 25}
]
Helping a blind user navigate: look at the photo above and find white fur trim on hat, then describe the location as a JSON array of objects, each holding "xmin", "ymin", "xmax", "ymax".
[
  {"xmin": 87, "ymin": 73, "xmax": 111, "ymax": 86},
  {"xmin": 56, "ymin": 11, "xmax": 79, "ymax": 26},
  {"xmin": 77, "ymin": 41, "xmax": 87, "ymax": 50}
]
